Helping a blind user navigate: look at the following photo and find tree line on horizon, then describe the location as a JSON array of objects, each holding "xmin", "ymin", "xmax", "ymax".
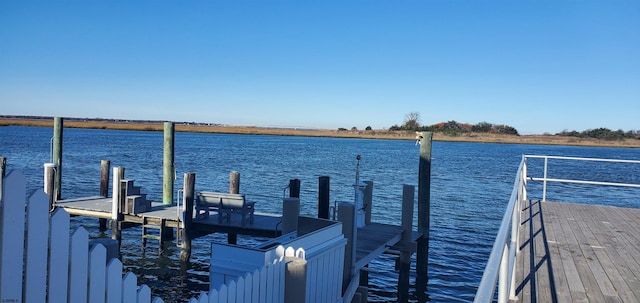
[
  {"xmin": 388, "ymin": 112, "xmax": 520, "ymax": 136},
  {"xmin": 384, "ymin": 112, "xmax": 639, "ymax": 140},
  {"xmin": 556, "ymin": 128, "xmax": 639, "ymax": 140}
]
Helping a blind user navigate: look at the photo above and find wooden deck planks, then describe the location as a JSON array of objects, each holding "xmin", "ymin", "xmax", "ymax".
[{"xmin": 512, "ymin": 201, "xmax": 640, "ymax": 302}]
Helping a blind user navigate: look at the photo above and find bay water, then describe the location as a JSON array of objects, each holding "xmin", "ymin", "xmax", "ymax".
[{"xmin": 1, "ymin": 126, "xmax": 638, "ymax": 302}]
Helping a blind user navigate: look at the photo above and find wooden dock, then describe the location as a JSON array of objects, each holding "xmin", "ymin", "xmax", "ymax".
[
  {"xmin": 55, "ymin": 196, "xmax": 282, "ymax": 237},
  {"xmin": 513, "ymin": 199, "xmax": 640, "ymax": 302}
]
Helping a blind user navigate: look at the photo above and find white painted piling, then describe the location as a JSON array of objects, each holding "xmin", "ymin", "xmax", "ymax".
[{"xmin": 282, "ymin": 197, "xmax": 300, "ymax": 234}]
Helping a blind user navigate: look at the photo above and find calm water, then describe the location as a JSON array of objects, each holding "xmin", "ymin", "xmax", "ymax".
[{"xmin": 1, "ymin": 126, "xmax": 639, "ymax": 302}]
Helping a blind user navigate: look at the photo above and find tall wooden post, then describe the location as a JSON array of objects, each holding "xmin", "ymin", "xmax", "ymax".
[
  {"xmin": 282, "ymin": 197, "xmax": 300, "ymax": 234},
  {"xmin": 318, "ymin": 176, "xmax": 330, "ymax": 219},
  {"xmin": 338, "ymin": 203, "xmax": 356, "ymax": 292},
  {"xmin": 111, "ymin": 166, "xmax": 123, "ymax": 247},
  {"xmin": 53, "ymin": 117, "xmax": 63, "ymax": 200},
  {"xmin": 228, "ymin": 171, "xmax": 239, "ymax": 244},
  {"xmin": 229, "ymin": 171, "xmax": 240, "ymax": 194},
  {"xmin": 99, "ymin": 160, "xmax": 110, "ymax": 231},
  {"xmin": 289, "ymin": 179, "xmax": 300, "ymax": 198},
  {"xmin": 416, "ymin": 132, "xmax": 432, "ymax": 298},
  {"xmin": 181, "ymin": 172, "xmax": 195, "ymax": 262},
  {"xmin": 100, "ymin": 160, "xmax": 110, "ymax": 197},
  {"xmin": 363, "ymin": 181, "xmax": 373, "ymax": 225},
  {"xmin": 0, "ymin": 157, "xmax": 5, "ymax": 200},
  {"xmin": 44, "ymin": 164, "xmax": 56, "ymax": 211},
  {"xmin": 163, "ymin": 122, "xmax": 175, "ymax": 205},
  {"xmin": 398, "ymin": 185, "xmax": 415, "ymax": 303}
]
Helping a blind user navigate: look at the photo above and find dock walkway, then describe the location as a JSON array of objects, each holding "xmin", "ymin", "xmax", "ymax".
[
  {"xmin": 55, "ymin": 196, "xmax": 282, "ymax": 237},
  {"xmin": 513, "ymin": 200, "xmax": 640, "ymax": 302}
]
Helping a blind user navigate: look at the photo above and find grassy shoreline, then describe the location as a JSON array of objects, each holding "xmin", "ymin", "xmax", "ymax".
[{"xmin": 2, "ymin": 117, "xmax": 639, "ymax": 148}]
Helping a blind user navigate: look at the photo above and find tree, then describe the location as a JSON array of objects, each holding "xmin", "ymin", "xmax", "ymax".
[
  {"xmin": 402, "ymin": 112, "xmax": 421, "ymax": 130},
  {"xmin": 365, "ymin": 126, "xmax": 372, "ymax": 131}
]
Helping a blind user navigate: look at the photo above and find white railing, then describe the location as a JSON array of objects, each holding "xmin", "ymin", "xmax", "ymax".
[
  {"xmin": 0, "ymin": 170, "xmax": 303, "ymax": 303},
  {"xmin": 474, "ymin": 155, "xmax": 640, "ymax": 302},
  {"xmin": 524, "ymin": 155, "xmax": 640, "ymax": 201},
  {"xmin": 1, "ymin": 170, "xmax": 168, "ymax": 303},
  {"xmin": 474, "ymin": 156, "xmax": 526, "ymax": 303}
]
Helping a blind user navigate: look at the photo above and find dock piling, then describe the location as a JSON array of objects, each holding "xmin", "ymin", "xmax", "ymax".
[
  {"xmin": 180, "ymin": 172, "xmax": 195, "ymax": 262},
  {"xmin": 364, "ymin": 181, "xmax": 373, "ymax": 225},
  {"xmin": 318, "ymin": 176, "xmax": 330, "ymax": 219},
  {"xmin": 100, "ymin": 160, "xmax": 110, "ymax": 197},
  {"xmin": 338, "ymin": 202, "xmax": 356, "ymax": 292},
  {"xmin": 289, "ymin": 179, "xmax": 301, "ymax": 198},
  {"xmin": 44, "ymin": 163, "xmax": 57, "ymax": 211},
  {"xmin": 229, "ymin": 171, "xmax": 240, "ymax": 194},
  {"xmin": 163, "ymin": 122, "xmax": 174, "ymax": 205},
  {"xmin": 99, "ymin": 160, "xmax": 110, "ymax": 232},
  {"xmin": 228, "ymin": 171, "xmax": 240, "ymax": 244},
  {"xmin": 282, "ymin": 197, "xmax": 300, "ymax": 234},
  {"xmin": 53, "ymin": 117, "xmax": 63, "ymax": 200},
  {"xmin": 398, "ymin": 184, "xmax": 415, "ymax": 303},
  {"xmin": 111, "ymin": 166, "xmax": 123, "ymax": 248},
  {"xmin": 417, "ymin": 132, "xmax": 432, "ymax": 298}
]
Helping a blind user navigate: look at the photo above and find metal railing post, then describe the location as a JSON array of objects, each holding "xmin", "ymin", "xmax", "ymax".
[
  {"xmin": 498, "ymin": 244, "xmax": 509, "ymax": 303},
  {"xmin": 542, "ymin": 156, "xmax": 548, "ymax": 201}
]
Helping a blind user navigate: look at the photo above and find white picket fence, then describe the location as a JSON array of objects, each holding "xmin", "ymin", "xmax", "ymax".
[{"xmin": 0, "ymin": 170, "xmax": 290, "ymax": 303}]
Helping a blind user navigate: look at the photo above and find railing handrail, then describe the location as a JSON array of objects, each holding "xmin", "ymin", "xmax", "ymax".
[
  {"xmin": 524, "ymin": 154, "xmax": 640, "ymax": 164},
  {"xmin": 475, "ymin": 154, "xmax": 640, "ymax": 302},
  {"xmin": 525, "ymin": 155, "xmax": 640, "ymax": 201},
  {"xmin": 474, "ymin": 156, "xmax": 525, "ymax": 302}
]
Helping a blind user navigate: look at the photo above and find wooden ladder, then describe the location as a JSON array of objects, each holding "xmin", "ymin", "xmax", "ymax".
[{"xmin": 142, "ymin": 216, "xmax": 166, "ymax": 253}]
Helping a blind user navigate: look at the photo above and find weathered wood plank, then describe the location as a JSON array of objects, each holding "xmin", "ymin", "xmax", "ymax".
[{"xmin": 515, "ymin": 201, "xmax": 640, "ymax": 302}]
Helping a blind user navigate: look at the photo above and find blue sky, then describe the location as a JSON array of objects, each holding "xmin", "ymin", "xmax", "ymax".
[{"xmin": 1, "ymin": 1, "xmax": 638, "ymax": 134}]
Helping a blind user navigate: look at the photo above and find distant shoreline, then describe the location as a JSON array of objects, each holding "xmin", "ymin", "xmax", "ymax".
[{"xmin": 1, "ymin": 116, "xmax": 639, "ymax": 148}]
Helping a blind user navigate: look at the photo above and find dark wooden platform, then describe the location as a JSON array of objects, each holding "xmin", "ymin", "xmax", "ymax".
[
  {"xmin": 513, "ymin": 200, "xmax": 640, "ymax": 302},
  {"xmin": 55, "ymin": 196, "xmax": 282, "ymax": 237}
]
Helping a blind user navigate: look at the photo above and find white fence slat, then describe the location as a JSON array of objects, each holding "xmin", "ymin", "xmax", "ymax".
[
  {"xmin": 336, "ymin": 247, "xmax": 345, "ymax": 301},
  {"xmin": 152, "ymin": 298, "xmax": 164, "ymax": 303},
  {"xmin": 188, "ymin": 298, "xmax": 198, "ymax": 303},
  {"xmin": 0, "ymin": 172, "xmax": 27, "ymax": 303},
  {"xmin": 88, "ymin": 244, "xmax": 107, "ymax": 303},
  {"xmin": 122, "ymin": 272, "xmax": 138, "ymax": 303},
  {"xmin": 24, "ymin": 190, "xmax": 49, "ymax": 303},
  {"xmin": 330, "ymin": 248, "xmax": 340, "ymax": 301},
  {"xmin": 278, "ymin": 262, "xmax": 285, "ymax": 303},
  {"xmin": 218, "ymin": 285, "xmax": 228, "ymax": 303},
  {"xmin": 251, "ymin": 270, "xmax": 260, "ymax": 303},
  {"xmin": 266, "ymin": 265, "xmax": 274, "ymax": 303},
  {"xmin": 258, "ymin": 267, "xmax": 267, "ymax": 303},
  {"xmin": 106, "ymin": 258, "xmax": 123, "ymax": 303},
  {"xmin": 326, "ymin": 249, "xmax": 335, "ymax": 302},
  {"xmin": 236, "ymin": 276, "xmax": 245, "ymax": 303},
  {"xmin": 228, "ymin": 280, "xmax": 237, "ymax": 303},
  {"xmin": 137, "ymin": 284, "xmax": 151, "ymax": 303},
  {"xmin": 208, "ymin": 289, "xmax": 219, "ymax": 303},
  {"xmin": 48, "ymin": 208, "xmax": 71, "ymax": 303},
  {"xmin": 68, "ymin": 228, "xmax": 90, "ymax": 303},
  {"xmin": 243, "ymin": 272, "xmax": 253, "ymax": 303},
  {"xmin": 197, "ymin": 291, "xmax": 208, "ymax": 303}
]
